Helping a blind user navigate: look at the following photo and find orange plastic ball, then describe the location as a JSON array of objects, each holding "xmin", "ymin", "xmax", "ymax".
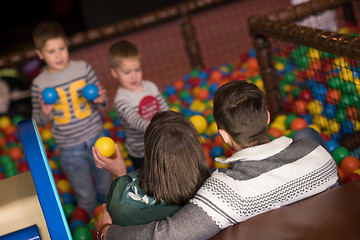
[
  {"xmin": 337, "ymin": 168, "xmax": 347, "ymax": 184},
  {"xmin": 8, "ymin": 147, "xmax": 23, "ymax": 162},
  {"xmin": 290, "ymin": 118, "xmax": 308, "ymax": 130},
  {"xmin": 268, "ymin": 127, "xmax": 283, "ymax": 139},
  {"xmin": 93, "ymin": 204, "xmax": 103, "ymax": 220},
  {"xmin": 340, "ymin": 156, "xmax": 360, "ymax": 175}
]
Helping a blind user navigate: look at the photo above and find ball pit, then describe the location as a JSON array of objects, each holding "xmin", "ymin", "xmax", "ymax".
[{"xmin": 1, "ymin": 47, "xmax": 360, "ymax": 239}]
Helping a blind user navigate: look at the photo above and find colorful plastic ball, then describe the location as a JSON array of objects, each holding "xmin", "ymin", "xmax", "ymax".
[
  {"xmin": 165, "ymin": 85, "xmax": 177, "ymax": 96},
  {"xmin": 270, "ymin": 121, "xmax": 286, "ymax": 132},
  {"xmin": 340, "ymin": 120, "xmax": 354, "ymax": 135},
  {"xmin": 290, "ymin": 118, "xmax": 307, "ymax": 130},
  {"xmin": 42, "ymin": 87, "xmax": 58, "ymax": 104},
  {"xmin": 95, "ymin": 137, "xmax": 116, "ymax": 157},
  {"xmin": 343, "ymin": 173, "xmax": 360, "ymax": 184},
  {"xmin": 340, "ymin": 156, "xmax": 360, "ymax": 174},
  {"xmin": 307, "ymin": 100, "xmax": 323, "ymax": 115},
  {"xmin": 82, "ymin": 84, "xmax": 99, "ymax": 101},
  {"xmin": 173, "ymin": 79, "xmax": 185, "ymax": 91},
  {"xmin": 41, "ymin": 128, "xmax": 53, "ymax": 141},
  {"xmin": 210, "ymin": 146, "xmax": 225, "ymax": 159},
  {"xmin": 72, "ymin": 226, "xmax": 93, "ymax": 240},
  {"xmin": 56, "ymin": 179, "xmax": 72, "ymax": 193},
  {"xmin": 213, "ymin": 161, "xmax": 231, "ymax": 169},
  {"xmin": 71, "ymin": 207, "xmax": 89, "ymax": 224},
  {"xmin": 8, "ymin": 147, "xmax": 23, "ymax": 161},
  {"xmin": 63, "ymin": 204, "xmax": 76, "ymax": 220},
  {"xmin": 205, "ymin": 122, "xmax": 218, "ymax": 136},
  {"xmin": 93, "ymin": 204, "xmax": 103, "ymax": 220},
  {"xmin": 70, "ymin": 219, "xmax": 86, "ymax": 232},
  {"xmin": 332, "ymin": 146, "xmax": 350, "ymax": 165},
  {"xmin": 293, "ymin": 100, "xmax": 307, "ymax": 115},
  {"xmin": 61, "ymin": 192, "xmax": 75, "ymax": 204},
  {"xmin": 11, "ymin": 114, "xmax": 24, "ymax": 125},
  {"xmin": 189, "ymin": 115, "xmax": 208, "ymax": 134},
  {"xmin": 285, "ymin": 113, "xmax": 298, "ymax": 128},
  {"xmin": 326, "ymin": 140, "xmax": 339, "ymax": 153},
  {"xmin": 268, "ymin": 127, "xmax": 283, "ymax": 139},
  {"xmin": 0, "ymin": 116, "xmax": 11, "ymax": 130},
  {"xmin": 323, "ymin": 104, "xmax": 337, "ymax": 119}
]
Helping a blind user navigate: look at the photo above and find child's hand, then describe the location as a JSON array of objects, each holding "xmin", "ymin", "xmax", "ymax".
[
  {"xmin": 39, "ymin": 90, "xmax": 53, "ymax": 117},
  {"xmin": 93, "ymin": 143, "xmax": 127, "ymax": 177},
  {"xmin": 93, "ymin": 82, "xmax": 107, "ymax": 104}
]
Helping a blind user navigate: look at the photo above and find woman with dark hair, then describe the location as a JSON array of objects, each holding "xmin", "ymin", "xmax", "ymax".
[{"xmin": 93, "ymin": 110, "xmax": 210, "ymax": 226}]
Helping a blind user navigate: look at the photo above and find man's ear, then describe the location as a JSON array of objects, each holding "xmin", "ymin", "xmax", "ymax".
[
  {"xmin": 36, "ymin": 49, "xmax": 44, "ymax": 60},
  {"xmin": 267, "ymin": 110, "xmax": 270, "ymax": 125},
  {"xmin": 219, "ymin": 129, "xmax": 231, "ymax": 145}
]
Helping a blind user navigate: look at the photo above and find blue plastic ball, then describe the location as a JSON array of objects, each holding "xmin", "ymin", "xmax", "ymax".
[
  {"xmin": 326, "ymin": 139, "xmax": 339, "ymax": 153},
  {"xmin": 210, "ymin": 146, "xmax": 225, "ymax": 159},
  {"xmin": 83, "ymin": 84, "xmax": 99, "ymax": 101},
  {"xmin": 61, "ymin": 192, "xmax": 75, "ymax": 204},
  {"xmin": 42, "ymin": 87, "xmax": 58, "ymax": 104}
]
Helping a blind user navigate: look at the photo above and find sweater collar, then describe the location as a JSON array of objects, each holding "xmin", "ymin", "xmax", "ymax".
[{"xmin": 215, "ymin": 136, "xmax": 293, "ymax": 164}]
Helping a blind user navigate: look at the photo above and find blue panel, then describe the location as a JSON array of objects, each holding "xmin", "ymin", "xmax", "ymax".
[
  {"xmin": 0, "ymin": 225, "xmax": 40, "ymax": 240},
  {"xmin": 17, "ymin": 119, "xmax": 72, "ymax": 240}
]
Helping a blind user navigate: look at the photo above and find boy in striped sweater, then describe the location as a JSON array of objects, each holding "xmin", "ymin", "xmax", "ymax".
[
  {"xmin": 109, "ymin": 40, "xmax": 168, "ymax": 170},
  {"xmin": 31, "ymin": 20, "xmax": 112, "ymax": 217}
]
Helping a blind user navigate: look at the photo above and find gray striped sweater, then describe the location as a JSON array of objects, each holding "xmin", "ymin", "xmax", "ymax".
[
  {"xmin": 113, "ymin": 80, "xmax": 169, "ymax": 158},
  {"xmin": 31, "ymin": 60, "xmax": 105, "ymax": 148}
]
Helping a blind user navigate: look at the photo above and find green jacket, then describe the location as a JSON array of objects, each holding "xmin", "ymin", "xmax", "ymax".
[{"xmin": 107, "ymin": 171, "xmax": 181, "ymax": 226}]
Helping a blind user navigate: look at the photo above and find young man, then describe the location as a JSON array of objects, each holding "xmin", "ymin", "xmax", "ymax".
[{"xmin": 96, "ymin": 80, "xmax": 339, "ymax": 239}]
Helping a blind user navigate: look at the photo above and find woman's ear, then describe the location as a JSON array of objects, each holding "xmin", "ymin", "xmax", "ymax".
[{"xmin": 267, "ymin": 110, "xmax": 270, "ymax": 125}]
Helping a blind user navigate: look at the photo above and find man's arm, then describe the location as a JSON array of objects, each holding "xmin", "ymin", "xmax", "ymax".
[{"xmin": 106, "ymin": 203, "xmax": 221, "ymax": 240}]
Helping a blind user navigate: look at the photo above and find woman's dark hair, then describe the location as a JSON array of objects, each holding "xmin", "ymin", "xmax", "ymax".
[{"xmin": 138, "ymin": 111, "xmax": 210, "ymax": 205}]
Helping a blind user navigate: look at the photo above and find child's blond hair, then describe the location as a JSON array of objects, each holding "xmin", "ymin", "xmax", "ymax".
[
  {"xmin": 108, "ymin": 40, "xmax": 140, "ymax": 68},
  {"xmin": 33, "ymin": 19, "xmax": 66, "ymax": 50}
]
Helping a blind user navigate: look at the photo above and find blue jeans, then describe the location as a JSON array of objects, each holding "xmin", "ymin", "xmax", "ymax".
[
  {"xmin": 292, "ymin": 127, "xmax": 330, "ymax": 153},
  {"xmin": 59, "ymin": 132, "xmax": 112, "ymax": 217}
]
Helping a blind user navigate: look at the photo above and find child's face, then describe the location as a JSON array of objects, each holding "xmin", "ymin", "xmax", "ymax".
[
  {"xmin": 111, "ymin": 57, "xmax": 143, "ymax": 92},
  {"xmin": 36, "ymin": 37, "xmax": 69, "ymax": 73}
]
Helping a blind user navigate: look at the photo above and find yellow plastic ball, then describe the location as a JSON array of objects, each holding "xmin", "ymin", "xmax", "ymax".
[
  {"xmin": 56, "ymin": 179, "xmax": 72, "ymax": 193},
  {"xmin": 206, "ymin": 122, "xmax": 218, "ymax": 136},
  {"xmin": 41, "ymin": 128, "xmax": 53, "ymax": 141},
  {"xmin": 213, "ymin": 161, "xmax": 231, "ymax": 169},
  {"xmin": 190, "ymin": 115, "xmax": 208, "ymax": 134},
  {"xmin": 169, "ymin": 106, "xmax": 181, "ymax": 113},
  {"xmin": 308, "ymin": 124, "xmax": 321, "ymax": 133},
  {"xmin": 0, "ymin": 116, "xmax": 11, "ymax": 130},
  {"xmin": 103, "ymin": 121, "xmax": 114, "ymax": 130},
  {"xmin": 95, "ymin": 137, "xmax": 116, "ymax": 157}
]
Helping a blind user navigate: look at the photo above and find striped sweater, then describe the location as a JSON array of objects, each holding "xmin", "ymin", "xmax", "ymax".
[
  {"xmin": 31, "ymin": 60, "xmax": 105, "ymax": 148},
  {"xmin": 106, "ymin": 136, "xmax": 339, "ymax": 240},
  {"xmin": 113, "ymin": 81, "xmax": 168, "ymax": 158}
]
